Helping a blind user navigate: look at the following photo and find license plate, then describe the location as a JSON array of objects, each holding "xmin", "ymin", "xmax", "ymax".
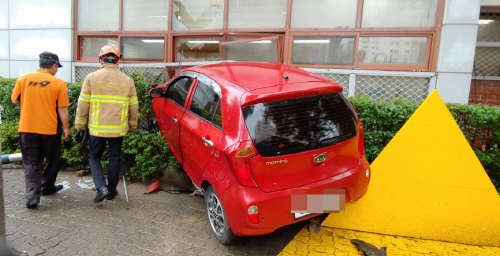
[{"xmin": 294, "ymin": 212, "xmax": 313, "ymax": 219}]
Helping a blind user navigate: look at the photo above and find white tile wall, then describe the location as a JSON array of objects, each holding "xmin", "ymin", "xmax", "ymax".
[
  {"xmin": 0, "ymin": 60, "xmax": 9, "ymax": 77},
  {"xmin": 436, "ymin": 25, "xmax": 478, "ymax": 73},
  {"xmin": 9, "ymin": 0, "xmax": 72, "ymax": 29},
  {"xmin": 10, "ymin": 60, "xmax": 72, "ymax": 81},
  {"xmin": 0, "ymin": 30, "xmax": 8, "ymax": 59},
  {"xmin": 443, "ymin": 0, "xmax": 480, "ymax": 25},
  {"xmin": 9, "ymin": 29, "xmax": 72, "ymax": 61},
  {"xmin": 435, "ymin": 72, "xmax": 472, "ymax": 104},
  {"xmin": 0, "ymin": 0, "xmax": 8, "ymax": 29}
]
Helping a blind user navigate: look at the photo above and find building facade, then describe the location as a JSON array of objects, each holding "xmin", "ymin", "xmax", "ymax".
[{"xmin": 0, "ymin": 0, "xmax": 498, "ymax": 104}]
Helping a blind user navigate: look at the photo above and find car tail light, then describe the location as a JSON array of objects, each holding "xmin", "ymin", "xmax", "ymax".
[
  {"xmin": 358, "ymin": 120, "xmax": 365, "ymax": 158},
  {"xmin": 248, "ymin": 205, "xmax": 259, "ymax": 224},
  {"xmin": 224, "ymin": 141, "xmax": 258, "ymax": 188}
]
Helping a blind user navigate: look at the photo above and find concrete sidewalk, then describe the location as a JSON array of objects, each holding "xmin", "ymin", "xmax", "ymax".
[{"xmin": 3, "ymin": 168, "xmax": 302, "ymax": 256}]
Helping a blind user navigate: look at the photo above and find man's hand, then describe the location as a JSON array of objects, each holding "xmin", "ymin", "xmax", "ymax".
[{"xmin": 62, "ymin": 128, "xmax": 71, "ymax": 140}]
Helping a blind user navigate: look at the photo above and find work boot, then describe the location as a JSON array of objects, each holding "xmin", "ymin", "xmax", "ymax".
[
  {"xmin": 94, "ymin": 187, "xmax": 110, "ymax": 203},
  {"xmin": 26, "ymin": 198, "xmax": 40, "ymax": 209},
  {"xmin": 41, "ymin": 184, "xmax": 64, "ymax": 196}
]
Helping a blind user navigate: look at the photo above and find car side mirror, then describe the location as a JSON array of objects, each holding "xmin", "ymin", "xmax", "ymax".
[{"xmin": 149, "ymin": 87, "xmax": 164, "ymax": 99}]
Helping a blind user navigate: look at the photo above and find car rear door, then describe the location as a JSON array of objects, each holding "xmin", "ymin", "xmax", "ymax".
[
  {"xmin": 157, "ymin": 73, "xmax": 196, "ymax": 162},
  {"xmin": 241, "ymin": 89, "xmax": 361, "ymax": 192},
  {"xmin": 180, "ymin": 74, "xmax": 223, "ymax": 183}
]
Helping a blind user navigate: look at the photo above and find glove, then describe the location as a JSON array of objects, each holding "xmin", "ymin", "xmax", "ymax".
[{"xmin": 74, "ymin": 130, "xmax": 88, "ymax": 143}]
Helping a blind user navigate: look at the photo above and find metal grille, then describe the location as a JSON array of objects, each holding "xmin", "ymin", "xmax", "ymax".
[
  {"xmin": 478, "ymin": 13, "xmax": 500, "ymax": 42},
  {"xmin": 475, "ymin": 47, "xmax": 500, "ymax": 77},
  {"xmin": 317, "ymin": 73, "xmax": 350, "ymax": 95},
  {"xmin": 475, "ymin": 13, "xmax": 500, "ymax": 77},
  {"xmin": 75, "ymin": 65, "xmax": 166, "ymax": 84},
  {"xmin": 355, "ymin": 75, "xmax": 430, "ymax": 101}
]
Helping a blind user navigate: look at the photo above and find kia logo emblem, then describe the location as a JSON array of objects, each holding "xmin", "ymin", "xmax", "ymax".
[{"xmin": 314, "ymin": 154, "xmax": 327, "ymax": 163}]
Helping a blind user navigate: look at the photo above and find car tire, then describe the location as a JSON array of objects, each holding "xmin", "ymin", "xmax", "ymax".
[{"xmin": 205, "ymin": 185, "xmax": 236, "ymax": 245}]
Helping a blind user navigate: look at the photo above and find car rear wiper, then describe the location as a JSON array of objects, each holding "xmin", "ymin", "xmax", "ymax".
[{"xmin": 319, "ymin": 134, "xmax": 351, "ymax": 145}]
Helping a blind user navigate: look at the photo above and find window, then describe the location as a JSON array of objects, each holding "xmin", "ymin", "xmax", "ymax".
[
  {"xmin": 291, "ymin": 0, "xmax": 357, "ymax": 29},
  {"xmin": 474, "ymin": 13, "xmax": 500, "ymax": 77},
  {"xmin": 166, "ymin": 77, "xmax": 194, "ymax": 107},
  {"xmin": 176, "ymin": 37, "xmax": 222, "ymax": 61},
  {"xmin": 77, "ymin": 0, "xmax": 119, "ymax": 31},
  {"xmin": 189, "ymin": 78, "xmax": 222, "ymax": 128},
  {"xmin": 292, "ymin": 36, "xmax": 355, "ymax": 65},
  {"xmin": 228, "ymin": 0, "xmax": 287, "ymax": 29},
  {"xmin": 357, "ymin": 37, "xmax": 428, "ymax": 65},
  {"xmin": 362, "ymin": 0, "xmax": 438, "ymax": 28},
  {"xmin": 220, "ymin": 37, "xmax": 282, "ymax": 62},
  {"xmin": 123, "ymin": 0, "xmax": 168, "ymax": 31},
  {"xmin": 172, "ymin": 0, "xmax": 224, "ymax": 30},
  {"xmin": 121, "ymin": 37, "xmax": 165, "ymax": 61},
  {"xmin": 82, "ymin": 37, "xmax": 119, "ymax": 58},
  {"xmin": 242, "ymin": 93, "xmax": 357, "ymax": 157}
]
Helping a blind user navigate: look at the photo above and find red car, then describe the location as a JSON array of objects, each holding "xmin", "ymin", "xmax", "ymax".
[{"xmin": 149, "ymin": 62, "xmax": 370, "ymax": 244}]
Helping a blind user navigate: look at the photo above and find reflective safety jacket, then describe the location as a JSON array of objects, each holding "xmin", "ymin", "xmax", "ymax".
[{"xmin": 75, "ymin": 64, "xmax": 139, "ymax": 138}]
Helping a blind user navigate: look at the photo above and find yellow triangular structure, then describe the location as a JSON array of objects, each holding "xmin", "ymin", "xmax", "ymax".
[{"xmin": 322, "ymin": 90, "xmax": 500, "ymax": 247}]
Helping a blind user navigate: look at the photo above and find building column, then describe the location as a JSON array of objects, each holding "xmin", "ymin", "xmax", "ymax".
[{"xmin": 435, "ymin": 0, "xmax": 481, "ymax": 103}]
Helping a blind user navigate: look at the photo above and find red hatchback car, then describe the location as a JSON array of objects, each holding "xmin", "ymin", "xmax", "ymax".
[{"xmin": 149, "ymin": 62, "xmax": 370, "ymax": 244}]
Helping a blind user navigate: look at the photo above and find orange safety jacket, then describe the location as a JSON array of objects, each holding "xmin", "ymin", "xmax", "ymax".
[{"xmin": 75, "ymin": 64, "xmax": 139, "ymax": 138}]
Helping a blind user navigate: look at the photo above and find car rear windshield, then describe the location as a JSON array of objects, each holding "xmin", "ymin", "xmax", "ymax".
[{"xmin": 242, "ymin": 93, "xmax": 357, "ymax": 157}]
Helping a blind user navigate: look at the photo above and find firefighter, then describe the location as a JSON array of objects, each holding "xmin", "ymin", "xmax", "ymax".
[
  {"xmin": 75, "ymin": 45, "xmax": 139, "ymax": 203},
  {"xmin": 11, "ymin": 51, "xmax": 71, "ymax": 209}
]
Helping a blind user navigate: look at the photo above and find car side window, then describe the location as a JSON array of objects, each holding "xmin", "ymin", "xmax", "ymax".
[
  {"xmin": 166, "ymin": 77, "xmax": 193, "ymax": 107},
  {"xmin": 189, "ymin": 79, "xmax": 223, "ymax": 129}
]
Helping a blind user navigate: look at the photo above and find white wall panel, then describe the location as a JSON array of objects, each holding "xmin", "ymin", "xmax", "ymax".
[
  {"xmin": 10, "ymin": 60, "xmax": 71, "ymax": 82},
  {"xmin": 0, "ymin": 60, "xmax": 9, "ymax": 78},
  {"xmin": 443, "ymin": 0, "xmax": 480, "ymax": 25},
  {"xmin": 10, "ymin": 60, "xmax": 39, "ymax": 78},
  {"xmin": 0, "ymin": 30, "xmax": 8, "ymax": 59},
  {"xmin": 435, "ymin": 72, "xmax": 472, "ymax": 103},
  {"xmin": 9, "ymin": 0, "xmax": 72, "ymax": 29},
  {"xmin": 10, "ymin": 29, "xmax": 72, "ymax": 61},
  {"xmin": 436, "ymin": 25, "xmax": 478, "ymax": 73},
  {"xmin": 0, "ymin": 0, "xmax": 8, "ymax": 29}
]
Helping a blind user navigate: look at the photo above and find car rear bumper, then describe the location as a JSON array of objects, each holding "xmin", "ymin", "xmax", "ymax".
[{"xmin": 219, "ymin": 156, "xmax": 370, "ymax": 236}]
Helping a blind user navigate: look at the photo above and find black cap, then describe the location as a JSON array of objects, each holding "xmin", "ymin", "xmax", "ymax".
[{"xmin": 39, "ymin": 51, "xmax": 63, "ymax": 67}]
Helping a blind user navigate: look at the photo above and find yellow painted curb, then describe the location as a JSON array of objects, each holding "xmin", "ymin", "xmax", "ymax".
[
  {"xmin": 322, "ymin": 90, "xmax": 500, "ymax": 247},
  {"xmin": 278, "ymin": 227, "xmax": 500, "ymax": 256}
]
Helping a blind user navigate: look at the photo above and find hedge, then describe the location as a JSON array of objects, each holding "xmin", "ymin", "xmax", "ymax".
[{"xmin": 1, "ymin": 75, "xmax": 499, "ymax": 191}]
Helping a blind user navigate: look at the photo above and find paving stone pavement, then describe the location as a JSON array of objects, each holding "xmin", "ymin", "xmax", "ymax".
[{"xmin": 3, "ymin": 169, "xmax": 304, "ymax": 256}]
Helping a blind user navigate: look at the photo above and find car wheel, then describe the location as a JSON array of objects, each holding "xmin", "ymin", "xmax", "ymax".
[{"xmin": 205, "ymin": 185, "xmax": 236, "ymax": 245}]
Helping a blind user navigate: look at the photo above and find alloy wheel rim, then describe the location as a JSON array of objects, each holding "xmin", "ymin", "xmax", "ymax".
[{"xmin": 207, "ymin": 193, "xmax": 225, "ymax": 236}]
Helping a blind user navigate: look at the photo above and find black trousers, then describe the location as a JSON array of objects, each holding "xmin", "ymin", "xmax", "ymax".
[
  {"xmin": 88, "ymin": 135, "xmax": 123, "ymax": 192},
  {"xmin": 19, "ymin": 133, "xmax": 62, "ymax": 200}
]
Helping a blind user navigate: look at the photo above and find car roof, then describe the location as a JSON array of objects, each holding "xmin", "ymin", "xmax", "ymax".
[{"xmin": 187, "ymin": 62, "xmax": 330, "ymax": 91}]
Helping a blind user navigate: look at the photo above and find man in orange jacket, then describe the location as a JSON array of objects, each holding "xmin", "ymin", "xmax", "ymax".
[
  {"xmin": 75, "ymin": 45, "xmax": 139, "ymax": 203},
  {"xmin": 11, "ymin": 52, "xmax": 71, "ymax": 209}
]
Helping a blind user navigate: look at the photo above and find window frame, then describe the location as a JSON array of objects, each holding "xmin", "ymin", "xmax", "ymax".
[
  {"xmin": 185, "ymin": 73, "xmax": 224, "ymax": 130},
  {"xmin": 74, "ymin": 0, "xmax": 445, "ymax": 72}
]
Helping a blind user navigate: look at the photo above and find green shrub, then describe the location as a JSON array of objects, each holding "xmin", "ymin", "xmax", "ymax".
[
  {"xmin": 122, "ymin": 131, "xmax": 175, "ymax": 181},
  {"xmin": 350, "ymin": 96, "xmax": 500, "ymax": 192},
  {"xmin": 0, "ymin": 119, "xmax": 20, "ymax": 154},
  {"xmin": 0, "ymin": 77, "xmax": 20, "ymax": 122}
]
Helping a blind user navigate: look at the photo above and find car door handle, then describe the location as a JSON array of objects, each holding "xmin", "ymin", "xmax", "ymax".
[
  {"xmin": 201, "ymin": 137, "xmax": 213, "ymax": 147},
  {"xmin": 172, "ymin": 117, "xmax": 178, "ymax": 123}
]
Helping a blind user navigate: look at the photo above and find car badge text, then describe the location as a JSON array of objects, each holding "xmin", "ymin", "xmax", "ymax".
[{"xmin": 266, "ymin": 159, "xmax": 288, "ymax": 165}]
